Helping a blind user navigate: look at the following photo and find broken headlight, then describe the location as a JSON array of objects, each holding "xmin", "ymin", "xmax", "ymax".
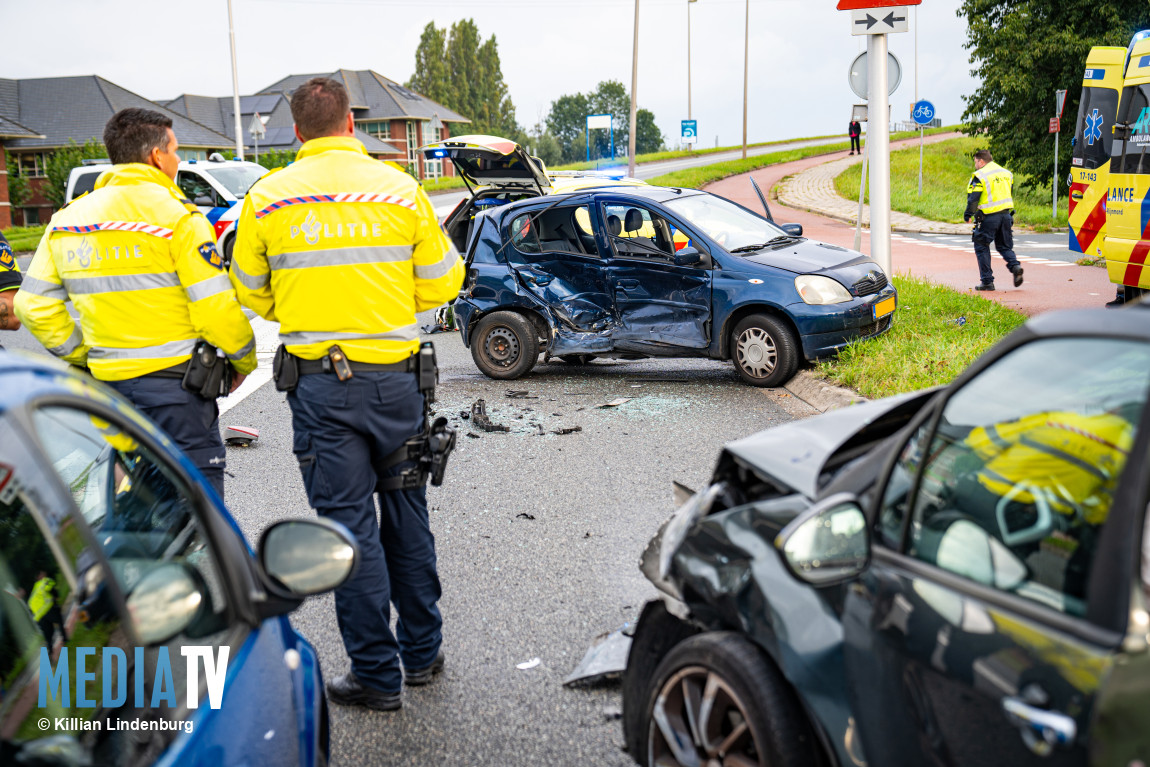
[
  {"xmin": 795, "ymin": 274, "xmax": 852, "ymax": 305},
  {"xmin": 639, "ymin": 482, "xmax": 727, "ymax": 598}
]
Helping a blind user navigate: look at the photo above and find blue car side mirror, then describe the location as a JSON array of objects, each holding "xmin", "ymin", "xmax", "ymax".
[
  {"xmin": 781, "ymin": 223, "xmax": 803, "ymax": 237},
  {"xmin": 674, "ymin": 247, "xmax": 703, "ymax": 267}
]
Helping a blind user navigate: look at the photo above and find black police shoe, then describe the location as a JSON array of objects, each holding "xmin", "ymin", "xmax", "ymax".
[
  {"xmin": 405, "ymin": 650, "xmax": 446, "ymax": 686},
  {"xmin": 326, "ymin": 672, "xmax": 402, "ymax": 711},
  {"xmin": 1012, "ymin": 265, "xmax": 1024, "ymax": 287},
  {"xmin": 974, "ymin": 283, "xmax": 995, "ymax": 291}
]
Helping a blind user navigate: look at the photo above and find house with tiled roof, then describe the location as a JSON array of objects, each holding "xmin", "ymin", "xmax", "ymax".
[
  {"xmin": 256, "ymin": 69, "xmax": 470, "ymax": 180},
  {"xmin": 162, "ymin": 91, "xmax": 404, "ymax": 163},
  {"xmin": 0, "ymin": 75, "xmax": 234, "ymax": 227}
]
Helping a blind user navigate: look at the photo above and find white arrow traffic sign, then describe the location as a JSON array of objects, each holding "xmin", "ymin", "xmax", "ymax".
[{"xmin": 851, "ymin": 6, "xmax": 908, "ymax": 35}]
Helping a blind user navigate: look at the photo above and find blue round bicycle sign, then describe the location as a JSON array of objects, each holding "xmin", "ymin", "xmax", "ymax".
[{"xmin": 912, "ymin": 100, "xmax": 936, "ymax": 126}]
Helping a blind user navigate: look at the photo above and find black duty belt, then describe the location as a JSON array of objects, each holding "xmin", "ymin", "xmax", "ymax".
[
  {"xmin": 143, "ymin": 362, "xmax": 189, "ymax": 380},
  {"xmin": 297, "ymin": 356, "xmax": 415, "ymax": 376}
]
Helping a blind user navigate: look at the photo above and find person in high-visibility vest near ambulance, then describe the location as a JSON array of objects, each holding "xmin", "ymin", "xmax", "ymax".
[{"xmin": 964, "ymin": 149, "xmax": 1025, "ymax": 291}]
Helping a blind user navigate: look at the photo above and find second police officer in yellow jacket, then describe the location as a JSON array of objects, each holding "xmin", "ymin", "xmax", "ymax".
[
  {"xmin": 15, "ymin": 108, "xmax": 256, "ymax": 498},
  {"xmin": 964, "ymin": 149, "xmax": 1025, "ymax": 291},
  {"xmin": 230, "ymin": 78, "xmax": 464, "ymax": 712}
]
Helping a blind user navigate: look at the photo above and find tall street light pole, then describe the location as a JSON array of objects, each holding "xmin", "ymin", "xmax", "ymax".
[
  {"xmin": 742, "ymin": 0, "xmax": 749, "ymax": 159},
  {"xmin": 687, "ymin": 0, "xmax": 697, "ymax": 121},
  {"xmin": 629, "ymin": 0, "xmax": 640, "ymax": 177},
  {"xmin": 227, "ymin": 0, "xmax": 244, "ymax": 160}
]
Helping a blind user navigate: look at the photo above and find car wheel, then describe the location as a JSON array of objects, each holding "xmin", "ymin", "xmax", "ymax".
[
  {"xmin": 222, "ymin": 234, "xmax": 235, "ymax": 268},
  {"xmin": 732, "ymin": 314, "xmax": 798, "ymax": 387},
  {"xmin": 471, "ymin": 311, "xmax": 539, "ymax": 380},
  {"xmin": 558, "ymin": 354, "xmax": 597, "ymax": 365},
  {"xmin": 641, "ymin": 632, "xmax": 818, "ymax": 767}
]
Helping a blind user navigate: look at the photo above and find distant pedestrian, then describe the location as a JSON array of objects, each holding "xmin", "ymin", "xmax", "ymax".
[
  {"xmin": 0, "ymin": 231, "xmax": 21, "ymax": 344},
  {"xmin": 964, "ymin": 149, "xmax": 1024, "ymax": 291},
  {"xmin": 848, "ymin": 119, "xmax": 861, "ymax": 155}
]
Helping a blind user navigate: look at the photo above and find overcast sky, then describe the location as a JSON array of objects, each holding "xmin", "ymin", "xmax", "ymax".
[{"xmin": 3, "ymin": 0, "xmax": 977, "ymax": 148}]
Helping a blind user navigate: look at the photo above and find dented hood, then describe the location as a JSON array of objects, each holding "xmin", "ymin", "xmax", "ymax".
[
  {"xmin": 741, "ymin": 239, "xmax": 875, "ymax": 275},
  {"xmin": 723, "ymin": 389, "xmax": 937, "ymax": 499}
]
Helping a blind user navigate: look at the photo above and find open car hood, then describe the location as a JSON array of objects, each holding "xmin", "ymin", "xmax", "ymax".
[
  {"xmin": 723, "ymin": 388, "xmax": 939, "ymax": 499},
  {"xmin": 421, "ymin": 134, "xmax": 551, "ymax": 194}
]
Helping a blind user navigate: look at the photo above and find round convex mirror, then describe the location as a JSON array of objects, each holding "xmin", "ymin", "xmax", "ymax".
[
  {"xmin": 781, "ymin": 502, "xmax": 869, "ymax": 585},
  {"xmin": 127, "ymin": 563, "xmax": 204, "ymax": 645},
  {"xmin": 261, "ymin": 520, "xmax": 357, "ymax": 596}
]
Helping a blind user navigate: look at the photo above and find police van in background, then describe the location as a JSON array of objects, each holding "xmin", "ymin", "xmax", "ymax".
[{"xmin": 65, "ymin": 154, "xmax": 267, "ymax": 264}]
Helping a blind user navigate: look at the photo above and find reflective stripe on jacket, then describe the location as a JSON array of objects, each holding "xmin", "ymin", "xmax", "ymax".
[
  {"xmin": 14, "ymin": 164, "xmax": 256, "ymax": 380},
  {"xmin": 966, "ymin": 161, "xmax": 1014, "ymax": 214},
  {"xmin": 230, "ymin": 136, "xmax": 464, "ymax": 363}
]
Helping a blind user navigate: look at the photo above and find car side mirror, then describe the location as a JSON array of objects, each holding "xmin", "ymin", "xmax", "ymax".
[
  {"xmin": 193, "ymin": 195, "xmax": 214, "ymax": 207},
  {"xmin": 775, "ymin": 493, "xmax": 870, "ymax": 586},
  {"xmin": 673, "ymin": 246, "xmax": 703, "ymax": 267},
  {"xmin": 127, "ymin": 563, "xmax": 206, "ymax": 645},
  {"xmin": 781, "ymin": 223, "xmax": 803, "ymax": 237},
  {"xmin": 258, "ymin": 518, "xmax": 358, "ymax": 597}
]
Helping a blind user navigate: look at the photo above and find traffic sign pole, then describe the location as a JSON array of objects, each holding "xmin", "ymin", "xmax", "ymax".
[
  {"xmin": 1053, "ymin": 89, "xmax": 1066, "ymax": 220},
  {"xmin": 869, "ymin": 32, "xmax": 891, "ymax": 274}
]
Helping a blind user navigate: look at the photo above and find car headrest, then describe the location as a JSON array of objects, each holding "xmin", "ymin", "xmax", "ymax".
[
  {"xmin": 607, "ymin": 215, "xmax": 622, "ymax": 237},
  {"xmin": 624, "ymin": 208, "xmax": 643, "ymax": 233}
]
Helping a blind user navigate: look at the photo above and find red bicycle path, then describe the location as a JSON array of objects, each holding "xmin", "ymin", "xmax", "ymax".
[{"xmin": 704, "ymin": 139, "xmax": 1114, "ymax": 317}]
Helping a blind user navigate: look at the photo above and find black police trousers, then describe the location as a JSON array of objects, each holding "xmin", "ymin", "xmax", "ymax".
[
  {"xmin": 288, "ymin": 369, "xmax": 442, "ymax": 694},
  {"xmin": 105, "ymin": 376, "xmax": 226, "ymax": 498},
  {"xmin": 972, "ymin": 210, "xmax": 1020, "ymax": 286}
]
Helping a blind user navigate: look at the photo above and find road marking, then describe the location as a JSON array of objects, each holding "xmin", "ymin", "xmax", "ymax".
[{"xmin": 218, "ymin": 314, "xmax": 279, "ymax": 416}]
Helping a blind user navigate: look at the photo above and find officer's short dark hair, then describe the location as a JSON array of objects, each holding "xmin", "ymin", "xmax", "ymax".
[
  {"xmin": 103, "ymin": 108, "xmax": 173, "ymax": 165},
  {"xmin": 291, "ymin": 78, "xmax": 351, "ymax": 140},
  {"xmin": 973, "ymin": 149, "xmax": 993, "ymax": 163}
]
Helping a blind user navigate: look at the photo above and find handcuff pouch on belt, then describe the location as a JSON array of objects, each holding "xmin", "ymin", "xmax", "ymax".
[
  {"xmin": 182, "ymin": 341, "xmax": 233, "ymax": 399},
  {"xmin": 375, "ymin": 341, "xmax": 457, "ymax": 492}
]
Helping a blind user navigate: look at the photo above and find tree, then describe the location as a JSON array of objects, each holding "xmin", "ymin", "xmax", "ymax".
[
  {"xmin": 5, "ymin": 153, "xmax": 29, "ymax": 209},
  {"xmin": 44, "ymin": 139, "xmax": 107, "ymax": 209},
  {"xmin": 545, "ymin": 92, "xmax": 590, "ymax": 150},
  {"xmin": 959, "ymin": 0, "xmax": 1150, "ymax": 193},
  {"xmin": 635, "ymin": 109, "xmax": 665, "ymax": 156},
  {"xmin": 544, "ymin": 81, "xmax": 664, "ymax": 163},
  {"xmin": 406, "ymin": 19, "xmax": 521, "ymax": 138},
  {"xmin": 251, "ymin": 147, "xmax": 296, "ymax": 170}
]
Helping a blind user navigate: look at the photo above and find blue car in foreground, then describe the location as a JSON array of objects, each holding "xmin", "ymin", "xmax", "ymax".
[
  {"xmin": 0, "ymin": 353, "xmax": 357, "ymax": 767},
  {"xmin": 454, "ymin": 184, "xmax": 896, "ymax": 387}
]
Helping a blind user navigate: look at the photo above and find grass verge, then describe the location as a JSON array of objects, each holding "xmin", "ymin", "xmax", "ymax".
[
  {"xmin": 815, "ymin": 273, "xmax": 1027, "ymax": 398},
  {"xmin": 833, "ymin": 136, "xmax": 1068, "ymax": 231},
  {"xmin": 423, "ymin": 126, "xmax": 960, "ymax": 193},
  {"xmin": 2, "ymin": 224, "xmax": 46, "ymax": 252}
]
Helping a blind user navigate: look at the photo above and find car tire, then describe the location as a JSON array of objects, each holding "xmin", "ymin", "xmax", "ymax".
[
  {"xmin": 640, "ymin": 632, "xmax": 818, "ymax": 767},
  {"xmin": 731, "ymin": 314, "xmax": 798, "ymax": 387},
  {"xmin": 222, "ymin": 234, "xmax": 235, "ymax": 268},
  {"xmin": 558, "ymin": 354, "xmax": 597, "ymax": 365},
  {"xmin": 471, "ymin": 311, "xmax": 539, "ymax": 380}
]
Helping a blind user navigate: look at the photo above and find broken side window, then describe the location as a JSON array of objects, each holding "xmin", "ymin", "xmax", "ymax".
[{"xmin": 509, "ymin": 212, "xmax": 542, "ymax": 254}]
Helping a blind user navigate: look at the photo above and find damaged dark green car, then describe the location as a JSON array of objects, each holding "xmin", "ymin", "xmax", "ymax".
[{"xmin": 622, "ymin": 305, "xmax": 1150, "ymax": 767}]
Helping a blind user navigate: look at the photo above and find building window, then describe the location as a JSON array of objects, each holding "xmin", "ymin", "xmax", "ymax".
[
  {"xmin": 422, "ymin": 121, "xmax": 442, "ymax": 180},
  {"xmin": 22, "ymin": 208, "xmax": 39, "ymax": 225},
  {"xmin": 406, "ymin": 121, "xmax": 420, "ymax": 177},
  {"xmin": 176, "ymin": 149, "xmax": 207, "ymax": 162},
  {"xmin": 15, "ymin": 152, "xmax": 49, "ymax": 178},
  {"xmin": 360, "ymin": 121, "xmax": 391, "ymax": 139}
]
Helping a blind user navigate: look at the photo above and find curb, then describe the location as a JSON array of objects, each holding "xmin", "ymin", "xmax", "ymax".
[{"xmin": 783, "ymin": 371, "xmax": 867, "ymax": 413}]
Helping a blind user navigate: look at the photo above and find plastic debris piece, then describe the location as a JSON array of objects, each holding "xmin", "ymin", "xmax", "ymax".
[
  {"xmin": 224, "ymin": 425, "xmax": 259, "ymax": 447},
  {"xmin": 554, "ymin": 426, "xmax": 582, "ymax": 435},
  {"xmin": 597, "ymin": 398, "xmax": 632, "ymax": 408},
  {"xmin": 953, "ymin": 316, "xmax": 967, "ymax": 327},
  {"xmin": 517, "ymin": 658, "xmax": 542, "ymax": 670},
  {"xmin": 459, "ymin": 410, "xmax": 470, "ymax": 420},
  {"xmin": 466, "ymin": 432, "xmax": 481, "ymax": 439},
  {"xmin": 506, "ymin": 390, "xmax": 538, "ymax": 399},
  {"xmin": 516, "ymin": 512, "xmax": 536, "ymax": 520},
  {"xmin": 471, "ymin": 399, "xmax": 510, "ymax": 432},
  {"xmin": 602, "ymin": 704, "xmax": 622, "ymax": 720},
  {"xmin": 562, "ymin": 626, "xmax": 632, "ymax": 687}
]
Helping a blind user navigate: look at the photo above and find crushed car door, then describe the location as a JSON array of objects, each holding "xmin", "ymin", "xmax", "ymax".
[
  {"xmin": 601, "ymin": 201, "xmax": 711, "ymax": 350},
  {"xmin": 841, "ymin": 336, "xmax": 1150, "ymax": 767},
  {"xmin": 504, "ymin": 204, "xmax": 614, "ymax": 332}
]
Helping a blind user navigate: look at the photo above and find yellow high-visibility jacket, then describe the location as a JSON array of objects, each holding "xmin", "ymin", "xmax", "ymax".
[
  {"xmin": 28, "ymin": 576, "xmax": 54, "ymax": 621},
  {"xmin": 230, "ymin": 136, "xmax": 464, "ymax": 363},
  {"xmin": 14, "ymin": 164, "xmax": 256, "ymax": 380},
  {"xmin": 967, "ymin": 161, "xmax": 1015, "ymax": 215},
  {"xmin": 966, "ymin": 410, "xmax": 1133, "ymax": 525}
]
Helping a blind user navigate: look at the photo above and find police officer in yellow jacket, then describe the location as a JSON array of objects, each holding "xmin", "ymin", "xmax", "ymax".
[
  {"xmin": 15, "ymin": 108, "xmax": 256, "ymax": 497},
  {"xmin": 965, "ymin": 149, "xmax": 1024, "ymax": 291},
  {"xmin": 0, "ymin": 231, "xmax": 21, "ymax": 342},
  {"xmin": 231, "ymin": 78, "xmax": 464, "ymax": 711}
]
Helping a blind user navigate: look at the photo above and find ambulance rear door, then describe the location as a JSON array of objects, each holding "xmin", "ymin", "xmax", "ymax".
[
  {"xmin": 1069, "ymin": 47, "xmax": 1124, "ymax": 256},
  {"xmin": 1104, "ymin": 36, "xmax": 1150, "ymax": 292}
]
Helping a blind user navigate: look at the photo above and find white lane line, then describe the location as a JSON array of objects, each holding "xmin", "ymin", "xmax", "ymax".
[{"xmin": 218, "ymin": 314, "xmax": 280, "ymax": 416}]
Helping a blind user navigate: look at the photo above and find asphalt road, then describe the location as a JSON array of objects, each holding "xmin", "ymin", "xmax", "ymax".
[
  {"xmin": 2, "ymin": 296, "xmax": 805, "ymax": 766},
  {"xmin": 891, "ymin": 230, "xmax": 1081, "ymax": 264}
]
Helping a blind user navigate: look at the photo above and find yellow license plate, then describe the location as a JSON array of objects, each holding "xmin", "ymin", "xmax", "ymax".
[{"xmin": 873, "ymin": 296, "xmax": 896, "ymax": 319}]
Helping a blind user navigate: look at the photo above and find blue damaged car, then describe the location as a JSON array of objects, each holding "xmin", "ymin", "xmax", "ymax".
[
  {"xmin": 453, "ymin": 184, "xmax": 897, "ymax": 387},
  {"xmin": 0, "ymin": 352, "xmax": 357, "ymax": 767}
]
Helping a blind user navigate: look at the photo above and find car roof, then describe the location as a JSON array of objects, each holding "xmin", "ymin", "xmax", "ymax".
[
  {"xmin": 504, "ymin": 184, "xmax": 703, "ymax": 211},
  {"xmin": 0, "ymin": 350, "xmax": 115, "ymax": 415}
]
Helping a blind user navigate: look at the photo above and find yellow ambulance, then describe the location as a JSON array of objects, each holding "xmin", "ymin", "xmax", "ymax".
[{"xmin": 1069, "ymin": 46, "xmax": 1124, "ymax": 259}]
